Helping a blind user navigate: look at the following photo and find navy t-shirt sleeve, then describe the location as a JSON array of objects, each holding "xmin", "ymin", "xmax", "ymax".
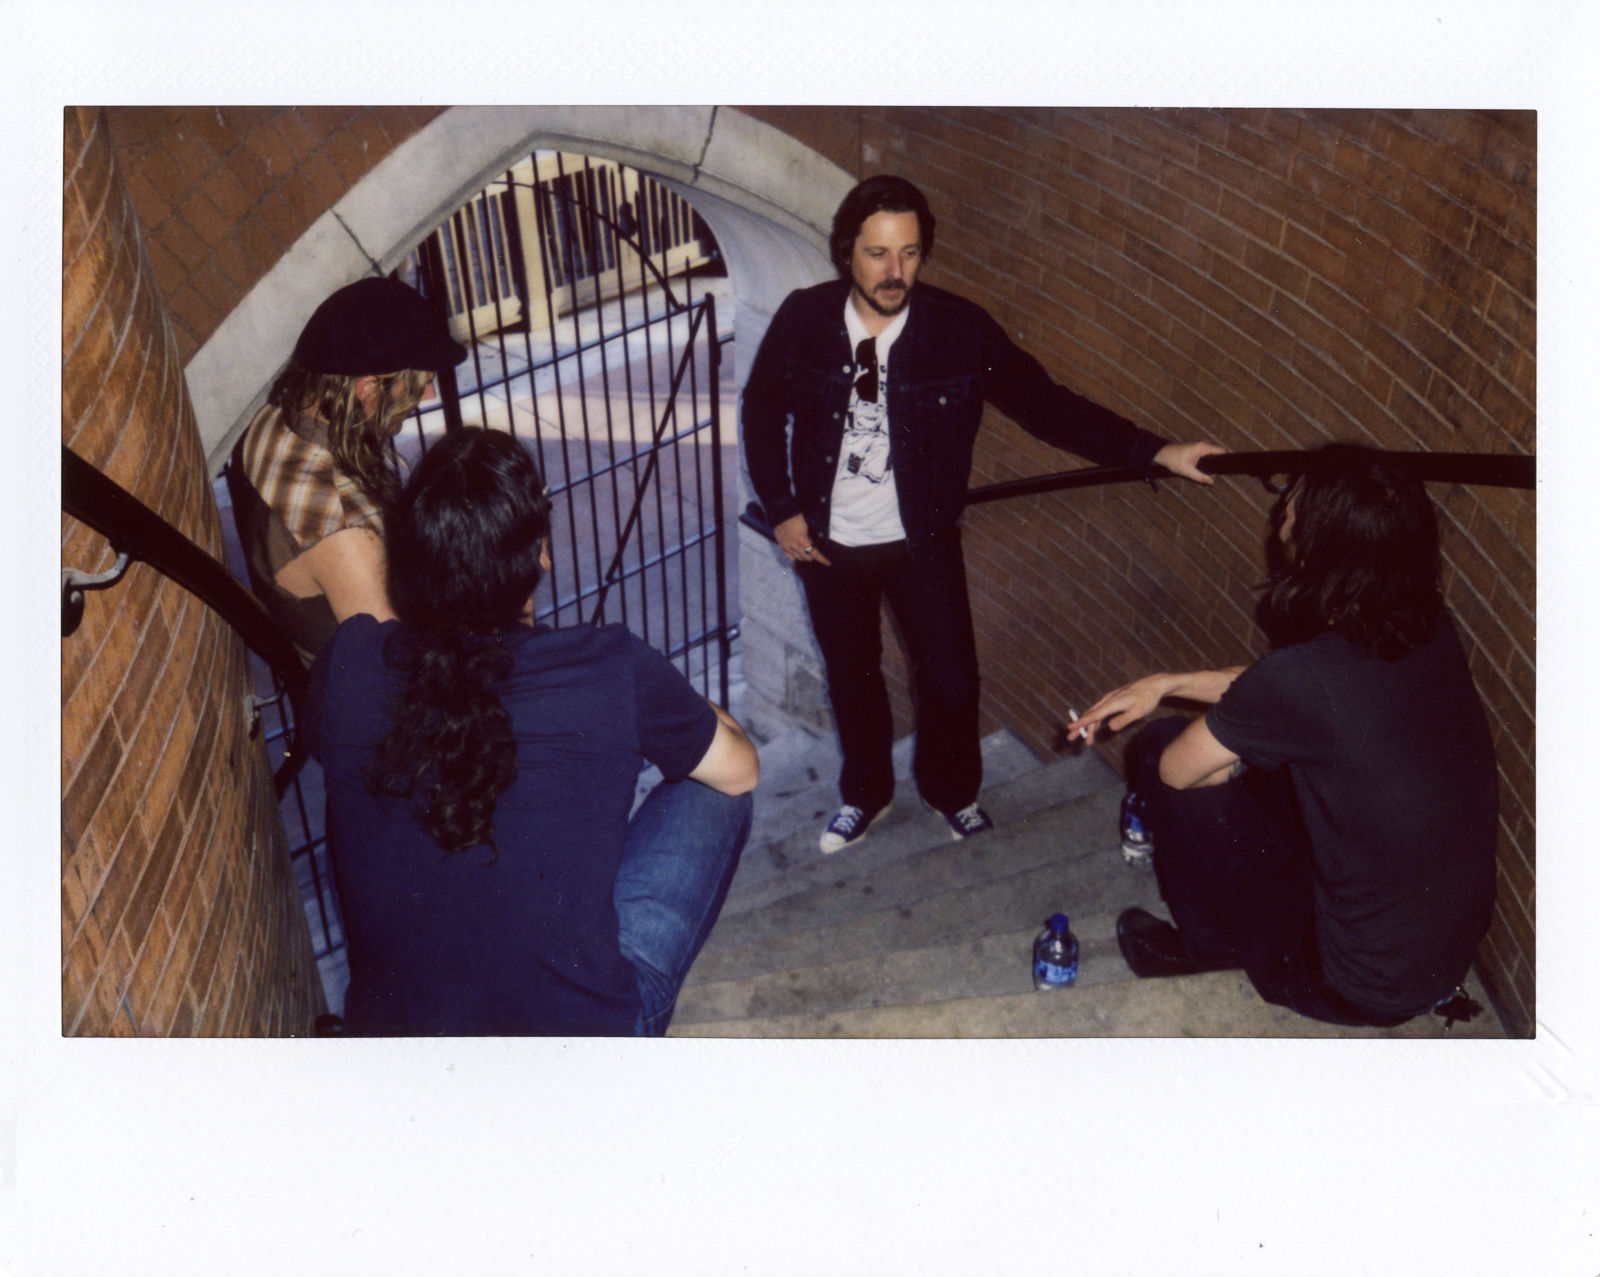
[
  {"xmin": 1208, "ymin": 644, "xmax": 1340, "ymax": 772},
  {"xmin": 627, "ymin": 634, "xmax": 719, "ymax": 780}
]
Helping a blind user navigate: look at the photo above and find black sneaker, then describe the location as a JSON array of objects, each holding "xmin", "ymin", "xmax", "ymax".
[
  {"xmin": 1116, "ymin": 907, "xmax": 1202, "ymax": 979},
  {"xmin": 819, "ymin": 802, "xmax": 891, "ymax": 853},
  {"xmin": 1120, "ymin": 791, "xmax": 1153, "ymax": 869},
  {"xmin": 943, "ymin": 802, "xmax": 994, "ymax": 841}
]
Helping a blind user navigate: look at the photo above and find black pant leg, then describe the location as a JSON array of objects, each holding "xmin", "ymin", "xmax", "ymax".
[
  {"xmin": 797, "ymin": 543, "xmax": 897, "ymax": 811},
  {"xmin": 879, "ymin": 529, "xmax": 982, "ymax": 814}
]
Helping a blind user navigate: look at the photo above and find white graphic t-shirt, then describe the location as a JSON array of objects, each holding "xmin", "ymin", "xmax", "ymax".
[{"xmin": 827, "ymin": 300, "xmax": 909, "ymax": 546}]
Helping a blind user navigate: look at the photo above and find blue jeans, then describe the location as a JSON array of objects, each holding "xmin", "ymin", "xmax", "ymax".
[
  {"xmin": 614, "ymin": 779, "xmax": 753, "ymax": 1036},
  {"xmin": 1131, "ymin": 718, "xmax": 1414, "ymax": 1028},
  {"xmin": 796, "ymin": 529, "xmax": 981, "ymax": 814}
]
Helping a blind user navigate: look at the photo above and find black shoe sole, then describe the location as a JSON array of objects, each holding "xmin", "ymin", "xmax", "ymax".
[{"xmin": 1116, "ymin": 907, "xmax": 1203, "ymax": 979}]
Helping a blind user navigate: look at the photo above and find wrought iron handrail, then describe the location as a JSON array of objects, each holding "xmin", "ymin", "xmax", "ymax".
[
  {"xmin": 62, "ymin": 444, "xmax": 310, "ymax": 795},
  {"xmin": 965, "ymin": 448, "xmax": 1536, "ymax": 507},
  {"xmin": 740, "ymin": 447, "xmax": 1537, "ymax": 540}
]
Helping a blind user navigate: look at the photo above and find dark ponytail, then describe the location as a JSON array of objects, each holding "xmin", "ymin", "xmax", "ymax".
[{"xmin": 366, "ymin": 429, "xmax": 552, "ymax": 855}]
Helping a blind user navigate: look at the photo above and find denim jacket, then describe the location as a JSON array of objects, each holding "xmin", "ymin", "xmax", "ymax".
[{"xmin": 742, "ymin": 280, "xmax": 1168, "ymax": 556}]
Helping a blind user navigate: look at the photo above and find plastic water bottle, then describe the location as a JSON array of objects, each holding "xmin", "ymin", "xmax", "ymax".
[{"xmin": 1032, "ymin": 913, "xmax": 1079, "ymax": 989}]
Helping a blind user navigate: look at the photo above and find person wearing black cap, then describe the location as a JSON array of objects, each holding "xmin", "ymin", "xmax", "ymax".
[{"xmin": 228, "ymin": 276, "xmax": 467, "ymax": 663}]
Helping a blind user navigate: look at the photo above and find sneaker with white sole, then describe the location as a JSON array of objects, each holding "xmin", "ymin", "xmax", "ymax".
[
  {"xmin": 943, "ymin": 802, "xmax": 994, "ymax": 840},
  {"xmin": 819, "ymin": 802, "xmax": 891, "ymax": 853}
]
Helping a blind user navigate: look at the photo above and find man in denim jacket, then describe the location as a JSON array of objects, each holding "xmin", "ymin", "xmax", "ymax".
[{"xmin": 744, "ymin": 175, "xmax": 1222, "ymax": 853}]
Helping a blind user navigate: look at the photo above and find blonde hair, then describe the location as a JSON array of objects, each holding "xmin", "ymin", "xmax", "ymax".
[{"xmin": 269, "ymin": 361, "xmax": 434, "ymax": 511}]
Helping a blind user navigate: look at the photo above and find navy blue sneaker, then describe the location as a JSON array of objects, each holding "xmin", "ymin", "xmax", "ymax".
[
  {"xmin": 944, "ymin": 802, "xmax": 994, "ymax": 841},
  {"xmin": 820, "ymin": 802, "xmax": 891, "ymax": 853},
  {"xmin": 1120, "ymin": 791, "xmax": 1153, "ymax": 868}
]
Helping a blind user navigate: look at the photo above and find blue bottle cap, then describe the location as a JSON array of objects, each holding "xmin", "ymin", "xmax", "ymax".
[{"xmin": 1049, "ymin": 912, "xmax": 1069, "ymax": 932}]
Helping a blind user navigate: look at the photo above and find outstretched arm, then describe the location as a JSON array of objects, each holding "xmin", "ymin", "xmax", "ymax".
[{"xmin": 1067, "ymin": 666, "xmax": 1247, "ymax": 745}]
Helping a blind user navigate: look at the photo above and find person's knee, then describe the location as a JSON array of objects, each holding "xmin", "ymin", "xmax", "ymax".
[{"xmin": 911, "ymin": 660, "xmax": 979, "ymax": 713}]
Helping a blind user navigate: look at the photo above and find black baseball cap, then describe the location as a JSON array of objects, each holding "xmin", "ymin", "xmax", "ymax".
[{"xmin": 293, "ymin": 276, "xmax": 467, "ymax": 375}]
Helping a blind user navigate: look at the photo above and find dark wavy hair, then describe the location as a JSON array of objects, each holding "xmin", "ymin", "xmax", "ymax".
[
  {"xmin": 366, "ymin": 429, "xmax": 552, "ymax": 856},
  {"xmin": 1257, "ymin": 443, "xmax": 1443, "ymax": 660},
  {"xmin": 830, "ymin": 175, "xmax": 937, "ymax": 277}
]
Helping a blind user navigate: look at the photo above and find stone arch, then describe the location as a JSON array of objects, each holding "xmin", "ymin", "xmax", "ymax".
[{"xmin": 189, "ymin": 106, "xmax": 855, "ymax": 469}]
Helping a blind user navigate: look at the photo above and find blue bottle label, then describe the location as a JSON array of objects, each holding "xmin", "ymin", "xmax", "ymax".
[{"xmin": 1034, "ymin": 958, "xmax": 1078, "ymax": 986}]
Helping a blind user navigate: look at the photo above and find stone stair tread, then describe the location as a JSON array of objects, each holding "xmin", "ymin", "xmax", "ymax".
[
  {"xmin": 721, "ymin": 744, "xmax": 1121, "ymax": 916},
  {"xmin": 726, "ymin": 727, "xmax": 1058, "ymax": 899},
  {"xmin": 700, "ymin": 785, "xmax": 1146, "ymax": 963},
  {"xmin": 668, "ymin": 966, "xmax": 1506, "ymax": 1039},
  {"xmin": 687, "ymin": 822, "xmax": 1165, "ymax": 983},
  {"xmin": 673, "ymin": 922, "xmax": 1133, "ymax": 1025}
]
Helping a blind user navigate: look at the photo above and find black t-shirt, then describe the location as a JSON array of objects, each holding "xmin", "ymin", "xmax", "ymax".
[
  {"xmin": 308, "ymin": 615, "xmax": 718, "ymax": 1036},
  {"xmin": 1207, "ymin": 617, "xmax": 1498, "ymax": 1015}
]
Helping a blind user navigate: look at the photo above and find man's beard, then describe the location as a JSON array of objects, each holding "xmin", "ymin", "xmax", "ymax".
[{"xmin": 858, "ymin": 280, "xmax": 911, "ymax": 317}]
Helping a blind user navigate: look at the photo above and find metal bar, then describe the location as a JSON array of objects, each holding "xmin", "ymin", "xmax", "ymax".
[
  {"xmin": 536, "ymin": 164, "xmax": 589, "ymax": 631},
  {"xmin": 63, "ymin": 445, "xmax": 310, "ymax": 791},
  {"xmin": 1195, "ymin": 448, "xmax": 1536, "ymax": 489},
  {"xmin": 962, "ymin": 448, "xmax": 1537, "ymax": 508},
  {"xmin": 415, "ymin": 236, "xmax": 465, "ymax": 435},
  {"xmin": 706, "ymin": 292, "xmax": 730, "ymax": 708},
  {"xmin": 640, "ymin": 224, "xmax": 670, "ymax": 655}
]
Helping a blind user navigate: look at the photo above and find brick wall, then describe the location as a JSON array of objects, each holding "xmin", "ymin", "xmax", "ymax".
[
  {"xmin": 741, "ymin": 107, "xmax": 1536, "ymax": 1036},
  {"xmin": 62, "ymin": 107, "xmax": 325, "ymax": 1035},
  {"xmin": 104, "ymin": 106, "xmax": 443, "ymax": 364}
]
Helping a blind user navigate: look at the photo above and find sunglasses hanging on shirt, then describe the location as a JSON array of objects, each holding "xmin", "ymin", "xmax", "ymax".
[{"xmin": 854, "ymin": 338, "xmax": 879, "ymax": 403}]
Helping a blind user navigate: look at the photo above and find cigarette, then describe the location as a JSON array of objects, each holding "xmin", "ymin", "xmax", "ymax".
[{"xmin": 1068, "ymin": 708, "xmax": 1085, "ymax": 740}]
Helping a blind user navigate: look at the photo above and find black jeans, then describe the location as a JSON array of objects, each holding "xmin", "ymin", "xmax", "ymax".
[
  {"xmin": 797, "ymin": 530, "xmax": 981, "ymax": 815},
  {"xmin": 1131, "ymin": 717, "xmax": 1414, "ymax": 1028}
]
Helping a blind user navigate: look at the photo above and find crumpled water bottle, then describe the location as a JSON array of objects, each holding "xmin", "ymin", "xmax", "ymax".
[{"xmin": 1032, "ymin": 912, "xmax": 1079, "ymax": 989}]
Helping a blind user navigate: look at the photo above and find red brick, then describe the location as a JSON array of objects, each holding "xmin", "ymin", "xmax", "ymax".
[
  {"xmin": 346, "ymin": 110, "xmax": 401, "ymax": 168},
  {"xmin": 105, "ymin": 106, "xmax": 167, "ymax": 148},
  {"xmin": 162, "ymin": 122, "xmax": 222, "ymax": 187},
  {"xmin": 298, "ymin": 149, "xmax": 351, "ymax": 209},
  {"xmin": 176, "ymin": 188, "xmax": 233, "ymax": 248},
  {"xmin": 1399, "ymin": 109, "xmax": 1491, "ymax": 160},
  {"xmin": 321, "ymin": 127, "xmax": 371, "ymax": 186},
  {"xmin": 1479, "ymin": 120, "xmax": 1535, "ymax": 191},
  {"xmin": 242, "ymin": 121, "xmax": 294, "ymax": 176}
]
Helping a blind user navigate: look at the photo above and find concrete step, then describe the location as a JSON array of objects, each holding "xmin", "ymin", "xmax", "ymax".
[
  {"xmin": 725, "ymin": 726, "xmax": 1057, "ymax": 903},
  {"xmin": 674, "ymin": 912, "xmax": 1137, "ymax": 1025},
  {"xmin": 681, "ymin": 793, "xmax": 1171, "ymax": 1017},
  {"xmin": 698, "ymin": 785, "xmax": 1150, "ymax": 963},
  {"xmin": 668, "ymin": 964, "xmax": 1506, "ymax": 1039},
  {"xmin": 721, "ymin": 741, "xmax": 1122, "ymax": 917}
]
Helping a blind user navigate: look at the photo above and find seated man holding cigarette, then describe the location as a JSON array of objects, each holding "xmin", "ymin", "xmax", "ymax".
[{"xmin": 1070, "ymin": 445, "xmax": 1496, "ymax": 1028}]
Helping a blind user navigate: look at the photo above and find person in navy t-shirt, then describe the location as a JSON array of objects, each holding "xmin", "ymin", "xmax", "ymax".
[{"xmin": 307, "ymin": 428, "xmax": 757, "ymax": 1036}]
